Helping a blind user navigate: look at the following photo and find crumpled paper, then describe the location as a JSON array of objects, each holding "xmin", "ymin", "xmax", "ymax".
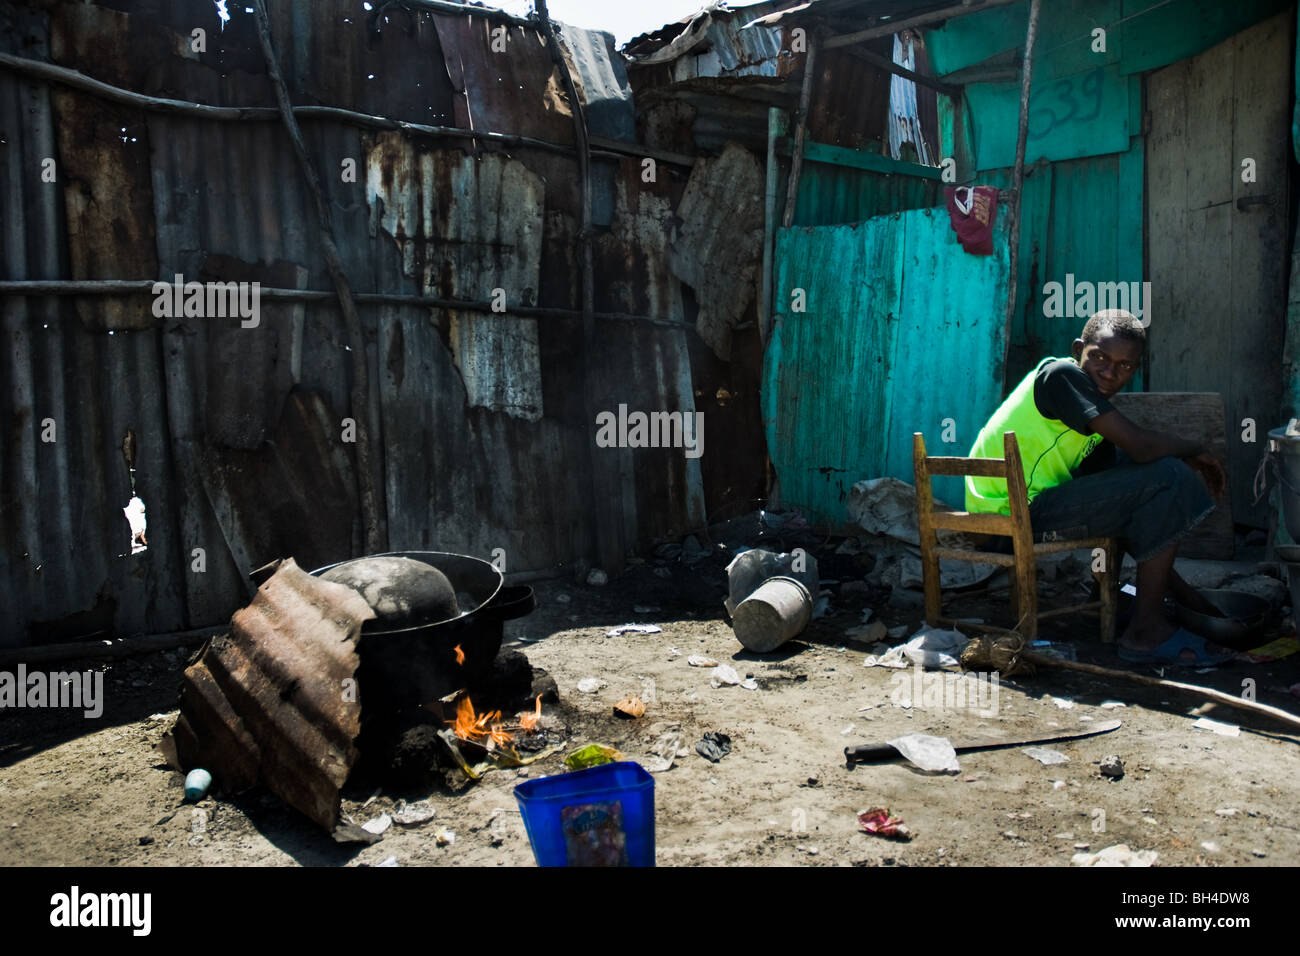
[{"xmin": 864, "ymin": 626, "xmax": 967, "ymax": 670}]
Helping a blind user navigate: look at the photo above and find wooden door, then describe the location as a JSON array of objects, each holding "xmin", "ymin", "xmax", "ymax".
[{"xmin": 1145, "ymin": 10, "xmax": 1293, "ymax": 527}]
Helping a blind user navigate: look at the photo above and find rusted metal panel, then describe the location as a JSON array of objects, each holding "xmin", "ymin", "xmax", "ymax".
[
  {"xmin": 0, "ymin": 0, "xmax": 771, "ymax": 645},
  {"xmin": 669, "ymin": 143, "xmax": 765, "ymax": 361},
  {"xmin": 170, "ymin": 558, "xmax": 373, "ymax": 833}
]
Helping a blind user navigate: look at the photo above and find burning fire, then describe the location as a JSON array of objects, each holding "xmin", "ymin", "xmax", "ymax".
[
  {"xmin": 446, "ymin": 694, "xmax": 543, "ymax": 751},
  {"xmin": 453, "ymin": 644, "xmax": 465, "ymax": 665},
  {"xmin": 518, "ymin": 694, "xmax": 542, "ymax": 733}
]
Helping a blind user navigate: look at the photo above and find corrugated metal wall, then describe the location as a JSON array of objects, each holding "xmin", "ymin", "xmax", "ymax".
[
  {"xmin": 762, "ymin": 206, "xmax": 1011, "ymax": 522},
  {"xmin": 0, "ymin": 0, "xmax": 764, "ymax": 645}
]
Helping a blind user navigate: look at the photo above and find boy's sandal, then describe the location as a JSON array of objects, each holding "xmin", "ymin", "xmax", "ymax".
[{"xmin": 1117, "ymin": 627, "xmax": 1234, "ymax": 666}]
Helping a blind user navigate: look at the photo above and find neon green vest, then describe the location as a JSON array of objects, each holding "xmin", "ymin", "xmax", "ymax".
[{"xmin": 965, "ymin": 357, "xmax": 1104, "ymax": 515}]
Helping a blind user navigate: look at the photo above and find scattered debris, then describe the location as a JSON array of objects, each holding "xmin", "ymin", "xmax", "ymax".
[
  {"xmin": 844, "ymin": 620, "xmax": 888, "ymax": 643},
  {"xmin": 1050, "ymin": 696, "xmax": 1075, "ymax": 709},
  {"xmin": 586, "ymin": 569, "xmax": 608, "ymax": 586},
  {"xmin": 644, "ymin": 732, "xmax": 684, "ymax": 773},
  {"xmin": 1099, "ymin": 755, "xmax": 1125, "ymax": 779},
  {"xmin": 434, "ymin": 827, "xmax": 456, "ymax": 846},
  {"xmin": 1100, "ymin": 701, "xmax": 1127, "ymax": 709},
  {"xmin": 695, "ymin": 732, "xmax": 732, "ymax": 763},
  {"xmin": 865, "ymin": 626, "xmax": 966, "ymax": 669},
  {"xmin": 857, "ymin": 807, "xmax": 913, "ymax": 841},
  {"xmin": 740, "ymin": 677, "xmax": 758, "ymax": 690},
  {"xmin": 391, "ymin": 800, "xmax": 436, "ymax": 826},
  {"xmin": 605, "ymin": 623, "xmax": 662, "ymax": 638},
  {"xmin": 361, "ymin": 813, "xmax": 392, "ymax": 836},
  {"xmin": 577, "ymin": 677, "xmax": 606, "ymax": 694},
  {"xmin": 1200, "ymin": 841, "xmax": 1219, "ymax": 853},
  {"xmin": 184, "ymin": 768, "xmax": 212, "ymax": 802},
  {"xmin": 1252, "ymin": 848, "xmax": 1267, "ymax": 858},
  {"xmin": 687, "ymin": 655, "xmax": 719, "ymax": 667},
  {"xmin": 555, "ymin": 593, "xmax": 571, "ymax": 604},
  {"xmin": 1070, "ymin": 844, "xmax": 1158, "ymax": 867},
  {"xmin": 710, "ymin": 664, "xmax": 741, "ymax": 687},
  {"xmin": 887, "ymin": 733, "xmax": 960, "ymax": 774},
  {"xmin": 1193, "ymin": 717, "xmax": 1240, "ymax": 737},
  {"xmin": 887, "ymin": 625, "xmax": 909, "ymax": 640},
  {"xmin": 564, "ymin": 744, "xmax": 622, "ymax": 770},
  {"xmin": 1215, "ymin": 807, "xmax": 1240, "ymax": 817},
  {"xmin": 1023, "ymin": 747, "xmax": 1069, "ymax": 766},
  {"xmin": 374, "ymin": 855, "xmax": 399, "ymax": 867},
  {"xmin": 614, "ymin": 696, "xmax": 646, "ymax": 719}
]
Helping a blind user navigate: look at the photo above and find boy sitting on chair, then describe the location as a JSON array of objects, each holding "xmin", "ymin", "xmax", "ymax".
[{"xmin": 966, "ymin": 309, "xmax": 1231, "ymax": 665}]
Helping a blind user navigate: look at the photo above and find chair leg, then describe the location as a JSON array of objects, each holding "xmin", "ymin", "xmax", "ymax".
[
  {"xmin": 922, "ymin": 549, "xmax": 943, "ymax": 627},
  {"xmin": 1015, "ymin": 549, "xmax": 1038, "ymax": 641}
]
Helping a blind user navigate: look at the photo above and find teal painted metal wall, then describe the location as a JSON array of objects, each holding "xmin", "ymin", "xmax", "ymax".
[
  {"xmin": 793, "ymin": 160, "xmax": 941, "ymax": 227},
  {"xmin": 762, "ymin": 207, "xmax": 1010, "ymax": 522}
]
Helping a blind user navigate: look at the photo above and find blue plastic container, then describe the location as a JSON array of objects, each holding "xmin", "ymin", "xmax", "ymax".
[{"xmin": 513, "ymin": 761, "xmax": 655, "ymax": 867}]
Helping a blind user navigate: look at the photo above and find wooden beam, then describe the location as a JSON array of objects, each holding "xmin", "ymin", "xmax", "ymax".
[
  {"xmin": 1001, "ymin": 0, "xmax": 1043, "ymax": 382},
  {"xmin": 823, "ymin": 0, "xmax": 1021, "ymax": 50},
  {"xmin": 0, "ymin": 628, "xmax": 222, "ymax": 667},
  {"xmin": 781, "ymin": 35, "xmax": 819, "ymax": 228},
  {"xmin": 793, "ymin": 139, "xmax": 944, "ymax": 180},
  {"xmin": 838, "ymin": 43, "xmax": 963, "ymax": 97}
]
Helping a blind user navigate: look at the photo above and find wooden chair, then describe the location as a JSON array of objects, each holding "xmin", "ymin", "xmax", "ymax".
[{"xmin": 913, "ymin": 431, "xmax": 1119, "ymax": 642}]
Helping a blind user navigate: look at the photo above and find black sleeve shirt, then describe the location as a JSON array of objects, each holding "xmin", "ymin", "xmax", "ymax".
[{"xmin": 1033, "ymin": 358, "xmax": 1116, "ymax": 473}]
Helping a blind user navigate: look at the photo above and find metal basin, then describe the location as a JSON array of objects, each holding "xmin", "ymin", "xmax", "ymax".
[{"xmin": 1174, "ymin": 588, "xmax": 1273, "ymax": 651}]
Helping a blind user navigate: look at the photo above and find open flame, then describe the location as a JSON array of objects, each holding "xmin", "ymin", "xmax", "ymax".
[
  {"xmin": 448, "ymin": 696, "xmax": 513, "ymax": 750},
  {"xmin": 446, "ymin": 694, "xmax": 544, "ymax": 750},
  {"xmin": 453, "ymin": 644, "xmax": 465, "ymax": 665},
  {"xmin": 518, "ymin": 694, "xmax": 542, "ymax": 733}
]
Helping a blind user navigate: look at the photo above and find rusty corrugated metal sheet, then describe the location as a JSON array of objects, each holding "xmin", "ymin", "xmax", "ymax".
[
  {"xmin": 0, "ymin": 0, "xmax": 769, "ymax": 646},
  {"xmin": 170, "ymin": 558, "xmax": 374, "ymax": 834}
]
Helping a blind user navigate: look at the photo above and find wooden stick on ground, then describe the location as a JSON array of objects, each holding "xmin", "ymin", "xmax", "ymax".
[{"xmin": 961, "ymin": 633, "xmax": 1300, "ymax": 732}]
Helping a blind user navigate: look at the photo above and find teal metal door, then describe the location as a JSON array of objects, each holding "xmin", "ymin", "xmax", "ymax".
[{"xmin": 763, "ymin": 205, "xmax": 1011, "ymax": 523}]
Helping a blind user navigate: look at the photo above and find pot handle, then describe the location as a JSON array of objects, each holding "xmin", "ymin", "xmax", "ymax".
[{"xmin": 479, "ymin": 585, "xmax": 536, "ymax": 622}]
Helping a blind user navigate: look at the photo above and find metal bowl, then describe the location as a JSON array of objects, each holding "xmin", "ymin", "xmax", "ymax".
[{"xmin": 1173, "ymin": 588, "xmax": 1273, "ymax": 650}]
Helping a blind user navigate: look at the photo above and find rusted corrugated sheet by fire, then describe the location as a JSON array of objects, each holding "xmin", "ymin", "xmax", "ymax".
[
  {"xmin": 169, "ymin": 559, "xmax": 374, "ymax": 835},
  {"xmin": 0, "ymin": 0, "xmax": 767, "ymax": 645}
]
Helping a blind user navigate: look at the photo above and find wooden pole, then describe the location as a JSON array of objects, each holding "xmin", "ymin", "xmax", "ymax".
[
  {"xmin": 1000, "ymin": 0, "xmax": 1043, "ymax": 384},
  {"xmin": 251, "ymin": 0, "xmax": 385, "ymax": 555},
  {"xmin": 838, "ymin": 44, "xmax": 962, "ymax": 97},
  {"xmin": 781, "ymin": 34, "xmax": 818, "ymax": 229}
]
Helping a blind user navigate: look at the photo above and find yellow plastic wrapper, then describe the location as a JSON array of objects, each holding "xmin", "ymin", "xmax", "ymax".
[{"xmin": 564, "ymin": 743, "xmax": 623, "ymax": 770}]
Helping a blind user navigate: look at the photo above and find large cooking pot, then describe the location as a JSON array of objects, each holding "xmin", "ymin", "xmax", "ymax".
[{"xmin": 309, "ymin": 551, "xmax": 535, "ymax": 708}]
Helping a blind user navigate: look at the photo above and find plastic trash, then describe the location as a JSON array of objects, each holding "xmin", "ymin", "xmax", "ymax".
[
  {"xmin": 362, "ymin": 813, "xmax": 392, "ymax": 835},
  {"xmin": 857, "ymin": 807, "xmax": 913, "ymax": 841},
  {"xmin": 184, "ymin": 768, "xmax": 212, "ymax": 802},
  {"xmin": 1023, "ymin": 747, "xmax": 1069, "ymax": 765},
  {"xmin": 710, "ymin": 664, "xmax": 741, "ymax": 687},
  {"xmin": 605, "ymin": 624, "xmax": 662, "ymax": 638},
  {"xmin": 577, "ymin": 677, "xmax": 606, "ymax": 694},
  {"xmin": 865, "ymin": 626, "xmax": 966, "ymax": 669},
  {"xmin": 687, "ymin": 655, "xmax": 718, "ymax": 667},
  {"xmin": 887, "ymin": 733, "xmax": 960, "ymax": 774},
  {"xmin": 1070, "ymin": 844, "xmax": 1157, "ymax": 867},
  {"xmin": 1193, "ymin": 717, "xmax": 1240, "ymax": 737},
  {"xmin": 391, "ymin": 800, "xmax": 436, "ymax": 826},
  {"xmin": 564, "ymin": 744, "xmax": 622, "ymax": 770},
  {"xmin": 694, "ymin": 732, "xmax": 731, "ymax": 762}
]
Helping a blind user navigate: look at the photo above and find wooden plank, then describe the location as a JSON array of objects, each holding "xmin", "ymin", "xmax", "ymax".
[
  {"xmin": 924, "ymin": 456, "xmax": 1009, "ymax": 477},
  {"xmin": 930, "ymin": 510, "xmax": 1017, "ymax": 534},
  {"xmin": 1110, "ymin": 392, "xmax": 1233, "ymax": 558},
  {"xmin": 797, "ymin": 140, "xmax": 944, "ymax": 180}
]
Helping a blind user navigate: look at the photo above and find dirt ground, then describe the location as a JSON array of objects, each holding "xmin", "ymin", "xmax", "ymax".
[{"xmin": 2, "ymin": 531, "xmax": 1299, "ymax": 868}]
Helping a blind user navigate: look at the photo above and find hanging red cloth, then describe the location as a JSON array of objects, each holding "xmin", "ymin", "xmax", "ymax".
[{"xmin": 944, "ymin": 185, "xmax": 999, "ymax": 255}]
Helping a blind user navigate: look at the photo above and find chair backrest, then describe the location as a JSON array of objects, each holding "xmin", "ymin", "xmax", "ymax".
[{"xmin": 913, "ymin": 430, "xmax": 1033, "ymax": 537}]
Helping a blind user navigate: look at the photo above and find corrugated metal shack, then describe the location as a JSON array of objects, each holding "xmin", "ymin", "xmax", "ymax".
[
  {"xmin": 0, "ymin": 0, "xmax": 776, "ymax": 646},
  {"xmin": 631, "ymin": 0, "xmax": 1297, "ymax": 531}
]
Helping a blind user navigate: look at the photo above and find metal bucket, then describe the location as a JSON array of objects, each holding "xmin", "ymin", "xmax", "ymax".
[
  {"xmin": 732, "ymin": 575, "xmax": 812, "ymax": 653},
  {"xmin": 1267, "ymin": 426, "xmax": 1300, "ymax": 541}
]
